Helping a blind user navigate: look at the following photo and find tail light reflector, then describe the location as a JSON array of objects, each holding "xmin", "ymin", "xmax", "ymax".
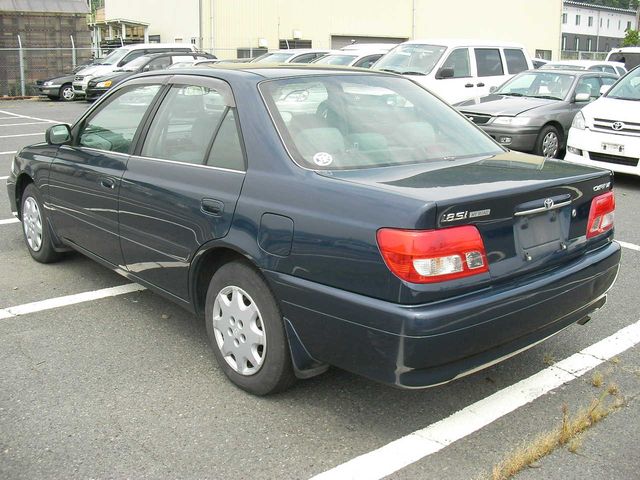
[
  {"xmin": 586, "ymin": 191, "xmax": 615, "ymax": 239},
  {"xmin": 376, "ymin": 226, "xmax": 489, "ymax": 283}
]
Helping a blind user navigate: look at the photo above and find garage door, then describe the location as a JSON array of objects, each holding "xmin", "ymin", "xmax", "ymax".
[{"xmin": 330, "ymin": 35, "xmax": 407, "ymax": 49}]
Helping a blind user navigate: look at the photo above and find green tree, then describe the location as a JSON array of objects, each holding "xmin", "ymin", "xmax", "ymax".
[{"xmin": 622, "ymin": 29, "xmax": 640, "ymax": 46}]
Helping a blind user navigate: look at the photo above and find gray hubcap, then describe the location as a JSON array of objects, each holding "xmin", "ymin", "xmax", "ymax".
[
  {"xmin": 23, "ymin": 197, "xmax": 43, "ymax": 252},
  {"xmin": 61, "ymin": 86, "xmax": 75, "ymax": 101},
  {"xmin": 212, "ymin": 286, "xmax": 266, "ymax": 376},
  {"xmin": 542, "ymin": 131, "xmax": 559, "ymax": 159}
]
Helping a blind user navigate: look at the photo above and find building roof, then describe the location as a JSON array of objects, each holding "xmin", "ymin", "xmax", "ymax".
[
  {"xmin": 0, "ymin": 0, "xmax": 89, "ymax": 14},
  {"xmin": 564, "ymin": 1, "xmax": 637, "ymax": 15}
]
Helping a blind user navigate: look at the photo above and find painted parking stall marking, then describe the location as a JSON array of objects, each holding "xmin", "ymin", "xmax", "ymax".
[
  {"xmin": 311, "ymin": 319, "xmax": 640, "ymax": 480},
  {"xmin": 0, "ymin": 176, "xmax": 8, "ymax": 181},
  {"xmin": 0, "ymin": 218, "xmax": 19, "ymax": 225},
  {"xmin": 618, "ymin": 240, "xmax": 640, "ymax": 252},
  {"xmin": 0, "ymin": 109, "xmax": 61, "ymax": 124},
  {"xmin": 0, "ymin": 151, "xmax": 17, "ymax": 155},
  {"xmin": 0, "ymin": 132, "xmax": 44, "ymax": 139},
  {"xmin": 0, "ymin": 283, "xmax": 146, "ymax": 320}
]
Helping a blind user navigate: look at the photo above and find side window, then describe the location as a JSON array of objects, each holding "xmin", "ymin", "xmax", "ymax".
[
  {"xmin": 575, "ymin": 77, "xmax": 601, "ymax": 100},
  {"xmin": 615, "ymin": 66, "xmax": 626, "ymax": 76},
  {"xmin": 144, "ymin": 57, "xmax": 171, "ymax": 72},
  {"xmin": 141, "ymin": 85, "xmax": 227, "ymax": 164},
  {"xmin": 475, "ymin": 48, "xmax": 504, "ymax": 77},
  {"xmin": 290, "ymin": 53, "xmax": 319, "ymax": 64},
  {"xmin": 206, "ymin": 109, "xmax": 245, "ymax": 171},
  {"xmin": 120, "ymin": 50, "xmax": 146, "ymax": 66},
  {"xmin": 78, "ymin": 84, "xmax": 161, "ymax": 153},
  {"xmin": 441, "ymin": 48, "xmax": 471, "ymax": 78},
  {"xmin": 603, "ymin": 66, "xmax": 616, "ymax": 75},
  {"xmin": 600, "ymin": 76, "xmax": 616, "ymax": 87},
  {"xmin": 353, "ymin": 54, "xmax": 382, "ymax": 69},
  {"xmin": 504, "ymin": 49, "xmax": 529, "ymax": 74}
]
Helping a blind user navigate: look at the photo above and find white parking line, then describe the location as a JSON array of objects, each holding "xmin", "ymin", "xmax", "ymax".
[
  {"xmin": 0, "ymin": 218, "xmax": 19, "ymax": 225},
  {"xmin": 0, "ymin": 151, "xmax": 17, "ymax": 155},
  {"xmin": 311, "ymin": 319, "xmax": 640, "ymax": 480},
  {"xmin": 618, "ymin": 240, "xmax": 640, "ymax": 252},
  {"xmin": 0, "ymin": 109, "xmax": 61, "ymax": 124},
  {"xmin": 0, "ymin": 176, "xmax": 8, "ymax": 181},
  {"xmin": 0, "ymin": 283, "xmax": 147, "ymax": 320},
  {"xmin": 0, "ymin": 133, "xmax": 43, "ymax": 139},
  {"xmin": 0, "ymin": 122, "xmax": 51, "ymax": 127}
]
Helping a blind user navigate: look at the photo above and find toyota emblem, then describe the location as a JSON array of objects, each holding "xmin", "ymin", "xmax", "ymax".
[
  {"xmin": 612, "ymin": 121, "xmax": 625, "ymax": 131},
  {"xmin": 544, "ymin": 198, "xmax": 554, "ymax": 209}
]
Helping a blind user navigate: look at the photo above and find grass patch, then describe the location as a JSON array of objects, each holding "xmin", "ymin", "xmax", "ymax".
[
  {"xmin": 591, "ymin": 371, "xmax": 604, "ymax": 388},
  {"xmin": 490, "ymin": 389, "xmax": 623, "ymax": 480}
]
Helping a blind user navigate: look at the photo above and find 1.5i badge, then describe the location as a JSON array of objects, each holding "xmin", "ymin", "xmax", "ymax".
[{"xmin": 441, "ymin": 208, "xmax": 491, "ymax": 223}]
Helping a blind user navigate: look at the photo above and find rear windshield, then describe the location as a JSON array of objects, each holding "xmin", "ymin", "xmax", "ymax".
[
  {"xmin": 608, "ymin": 52, "xmax": 640, "ymax": 70},
  {"xmin": 259, "ymin": 75, "xmax": 503, "ymax": 170},
  {"xmin": 252, "ymin": 52, "xmax": 295, "ymax": 63},
  {"xmin": 606, "ymin": 66, "xmax": 640, "ymax": 101},
  {"xmin": 373, "ymin": 44, "xmax": 447, "ymax": 75}
]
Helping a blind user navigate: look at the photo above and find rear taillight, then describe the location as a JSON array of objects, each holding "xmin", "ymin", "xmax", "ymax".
[
  {"xmin": 376, "ymin": 226, "xmax": 489, "ymax": 283},
  {"xmin": 586, "ymin": 191, "xmax": 615, "ymax": 239}
]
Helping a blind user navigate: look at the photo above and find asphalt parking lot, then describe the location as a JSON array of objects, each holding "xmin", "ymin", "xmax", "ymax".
[{"xmin": 0, "ymin": 98, "xmax": 638, "ymax": 480}]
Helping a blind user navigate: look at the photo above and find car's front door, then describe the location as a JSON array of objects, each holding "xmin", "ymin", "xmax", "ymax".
[
  {"xmin": 48, "ymin": 80, "xmax": 164, "ymax": 264},
  {"xmin": 118, "ymin": 76, "xmax": 246, "ymax": 300},
  {"xmin": 434, "ymin": 47, "xmax": 475, "ymax": 104}
]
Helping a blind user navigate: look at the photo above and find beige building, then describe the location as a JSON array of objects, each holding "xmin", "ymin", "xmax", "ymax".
[{"xmin": 95, "ymin": 0, "xmax": 562, "ymax": 60}]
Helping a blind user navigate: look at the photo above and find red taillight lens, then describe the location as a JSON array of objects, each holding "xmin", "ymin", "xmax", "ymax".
[
  {"xmin": 586, "ymin": 191, "xmax": 615, "ymax": 239},
  {"xmin": 376, "ymin": 226, "xmax": 489, "ymax": 283}
]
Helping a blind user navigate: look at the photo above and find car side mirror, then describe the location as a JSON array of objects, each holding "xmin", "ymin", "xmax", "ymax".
[
  {"xmin": 574, "ymin": 92, "xmax": 590, "ymax": 103},
  {"xmin": 600, "ymin": 85, "xmax": 611, "ymax": 96},
  {"xmin": 45, "ymin": 124, "xmax": 72, "ymax": 145},
  {"xmin": 436, "ymin": 67, "xmax": 454, "ymax": 79},
  {"xmin": 489, "ymin": 86, "xmax": 498, "ymax": 94}
]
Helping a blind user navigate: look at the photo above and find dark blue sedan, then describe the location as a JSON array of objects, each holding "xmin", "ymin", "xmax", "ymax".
[{"xmin": 6, "ymin": 65, "xmax": 620, "ymax": 395}]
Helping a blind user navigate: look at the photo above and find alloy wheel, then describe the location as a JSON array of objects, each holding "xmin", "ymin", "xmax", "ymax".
[{"xmin": 23, "ymin": 197, "xmax": 43, "ymax": 251}]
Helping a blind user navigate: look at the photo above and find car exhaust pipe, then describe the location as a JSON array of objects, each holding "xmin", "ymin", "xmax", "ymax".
[{"xmin": 577, "ymin": 295, "xmax": 607, "ymax": 326}]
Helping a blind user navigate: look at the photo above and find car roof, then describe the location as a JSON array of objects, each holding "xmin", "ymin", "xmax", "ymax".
[
  {"xmin": 523, "ymin": 69, "xmax": 617, "ymax": 77},
  {"xmin": 609, "ymin": 47, "xmax": 640, "ymax": 53},
  {"xmin": 402, "ymin": 38, "xmax": 526, "ymax": 48},
  {"xmin": 262, "ymin": 49, "xmax": 331, "ymax": 54},
  {"xmin": 545, "ymin": 60, "xmax": 624, "ymax": 67},
  {"xmin": 117, "ymin": 43, "xmax": 194, "ymax": 51}
]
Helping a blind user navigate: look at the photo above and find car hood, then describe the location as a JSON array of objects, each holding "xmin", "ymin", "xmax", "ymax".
[
  {"xmin": 39, "ymin": 74, "xmax": 75, "ymax": 83},
  {"xmin": 456, "ymin": 95, "xmax": 559, "ymax": 116},
  {"xmin": 582, "ymin": 96, "xmax": 640, "ymax": 122},
  {"xmin": 91, "ymin": 72, "xmax": 131, "ymax": 84},
  {"xmin": 75, "ymin": 65, "xmax": 114, "ymax": 77}
]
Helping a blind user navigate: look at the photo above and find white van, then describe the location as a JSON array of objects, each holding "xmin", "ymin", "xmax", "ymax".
[
  {"xmin": 606, "ymin": 47, "xmax": 640, "ymax": 71},
  {"xmin": 565, "ymin": 65, "xmax": 640, "ymax": 177},
  {"xmin": 73, "ymin": 43, "xmax": 198, "ymax": 97},
  {"xmin": 373, "ymin": 39, "xmax": 533, "ymax": 104}
]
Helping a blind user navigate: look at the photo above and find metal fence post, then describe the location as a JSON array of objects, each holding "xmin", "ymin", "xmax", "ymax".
[
  {"xmin": 70, "ymin": 35, "xmax": 77, "ymax": 69},
  {"xmin": 17, "ymin": 34, "xmax": 25, "ymax": 97}
]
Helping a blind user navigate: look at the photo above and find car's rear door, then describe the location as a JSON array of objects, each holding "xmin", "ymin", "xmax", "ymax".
[
  {"xmin": 48, "ymin": 78, "xmax": 165, "ymax": 265},
  {"xmin": 118, "ymin": 75, "xmax": 246, "ymax": 300}
]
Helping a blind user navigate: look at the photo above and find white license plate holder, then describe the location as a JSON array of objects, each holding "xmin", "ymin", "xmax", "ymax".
[{"xmin": 601, "ymin": 142, "xmax": 624, "ymax": 154}]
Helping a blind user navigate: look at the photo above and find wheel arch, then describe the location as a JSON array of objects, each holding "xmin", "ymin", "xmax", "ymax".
[
  {"xmin": 543, "ymin": 120, "xmax": 565, "ymax": 147},
  {"xmin": 14, "ymin": 172, "xmax": 34, "ymax": 219}
]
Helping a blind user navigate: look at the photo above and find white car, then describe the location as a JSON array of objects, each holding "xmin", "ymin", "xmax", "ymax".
[
  {"xmin": 73, "ymin": 43, "xmax": 197, "ymax": 97},
  {"xmin": 565, "ymin": 66, "xmax": 640, "ymax": 176},
  {"xmin": 541, "ymin": 60, "xmax": 626, "ymax": 77},
  {"xmin": 606, "ymin": 47, "xmax": 640, "ymax": 71},
  {"xmin": 250, "ymin": 49, "xmax": 331, "ymax": 64},
  {"xmin": 372, "ymin": 39, "xmax": 533, "ymax": 104}
]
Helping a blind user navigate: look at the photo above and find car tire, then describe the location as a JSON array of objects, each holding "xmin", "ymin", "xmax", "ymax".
[
  {"xmin": 47, "ymin": 95, "xmax": 58, "ymax": 101},
  {"xmin": 59, "ymin": 83, "xmax": 75, "ymax": 102},
  {"xmin": 205, "ymin": 261, "xmax": 296, "ymax": 395},
  {"xmin": 20, "ymin": 184, "xmax": 61, "ymax": 263},
  {"xmin": 535, "ymin": 125, "xmax": 561, "ymax": 159}
]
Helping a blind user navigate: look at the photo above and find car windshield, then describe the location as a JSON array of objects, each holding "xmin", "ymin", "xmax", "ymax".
[
  {"xmin": 496, "ymin": 71, "xmax": 575, "ymax": 100},
  {"xmin": 314, "ymin": 54, "xmax": 357, "ymax": 66},
  {"xmin": 99, "ymin": 47, "xmax": 130, "ymax": 66},
  {"xmin": 260, "ymin": 74, "xmax": 503, "ymax": 170},
  {"xmin": 115, "ymin": 56, "xmax": 151, "ymax": 72},
  {"xmin": 607, "ymin": 66, "xmax": 640, "ymax": 100},
  {"xmin": 252, "ymin": 52, "xmax": 295, "ymax": 63},
  {"xmin": 373, "ymin": 44, "xmax": 446, "ymax": 75}
]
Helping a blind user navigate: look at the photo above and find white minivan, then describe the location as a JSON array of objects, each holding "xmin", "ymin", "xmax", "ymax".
[
  {"xmin": 565, "ymin": 65, "xmax": 640, "ymax": 177},
  {"xmin": 373, "ymin": 39, "xmax": 533, "ymax": 104},
  {"xmin": 73, "ymin": 43, "xmax": 198, "ymax": 97}
]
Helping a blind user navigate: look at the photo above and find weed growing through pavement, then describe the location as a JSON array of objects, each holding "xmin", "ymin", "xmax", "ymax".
[
  {"xmin": 591, "ymin": 371, "xmax": 604, "ymax": 388},
  {"xmin": 490, "ymin": 385, "xmax": 624, "ymax": 480}
]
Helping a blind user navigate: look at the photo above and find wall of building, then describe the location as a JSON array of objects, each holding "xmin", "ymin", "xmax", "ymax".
[
  {"xmin": 105, "ymin": 0, "xmax": 200, "ymax": 44},
  {"xmin": 201, "ymin": 0, "xmax": 562, "ymax": 60}
]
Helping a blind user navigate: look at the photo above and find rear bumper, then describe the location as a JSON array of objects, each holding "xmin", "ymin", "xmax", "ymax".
[{"xmin": 266, "ymin": 240, "xmax": 620, "ymax": 388}]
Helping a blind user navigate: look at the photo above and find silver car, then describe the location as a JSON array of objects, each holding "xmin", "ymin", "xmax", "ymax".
[{"xmin": 455, "ymin": 69, "xmax": 618, "ymax": 158}]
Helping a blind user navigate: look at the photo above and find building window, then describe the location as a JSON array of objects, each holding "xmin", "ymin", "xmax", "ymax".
[
  {"xmin": 562, "ymin": 36, "xmax": 567, "ymax": 50},
  {"xmin": 618, "ymin": 20, "xmax": 621, "ymax": 30},
  {"xmin": 576, "ymin": 14, "xmax": 581, "ymax": 26},
  {"xmin": 237, "ymin": 47, "xmax": 267, "ymax": 59},
  {"xmin": 588, "ymin": 16, "xmax": 593, "ymax": 27},
  {"xmin": 607, "ymin": 19, "xmax": 610, "ymax": 28},
  {"xmin": 535, "ymin": 49, "xmax": 552, "ymax": 60},
  {"xmin": 279, "ymin": 39, "xmax": 312, "ymax": 49},
  {"xmin": 587, "ymin": 38, "xmax": 592, "ymax": 51},
  {"xmin": 628, "ymin": 21, "xmax": 632, "ymax": 31},
  {"xmin": 149, "ymin": 34, "xmax": 160, "ymax": 43},
  {"xmin": 600, "ymin": 18, "xmax": 603, "ymax": 27},
  {"xmin": 562, "ymin": 13, "xmax": 567, "ymax": 24}
]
